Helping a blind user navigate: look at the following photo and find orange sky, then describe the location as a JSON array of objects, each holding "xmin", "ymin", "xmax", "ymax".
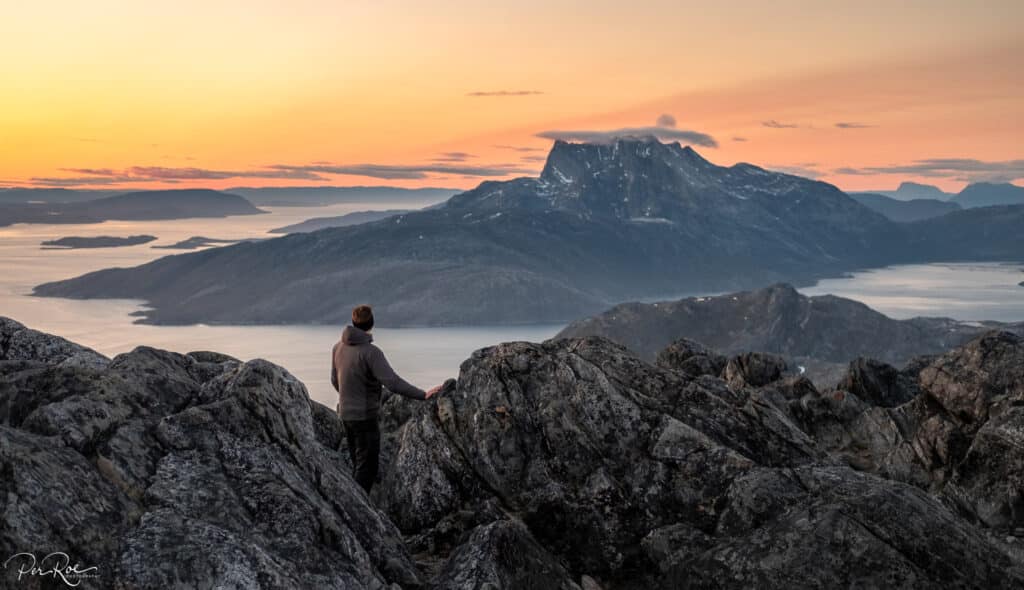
[{"xmin": 2, "ymin": 1, "xmax": 1022, "ymax": 193}]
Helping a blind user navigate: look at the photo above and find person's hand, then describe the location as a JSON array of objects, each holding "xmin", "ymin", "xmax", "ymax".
[{"xmin": 426, "ymin": 378, "xmax": 456, "ymax": 399}]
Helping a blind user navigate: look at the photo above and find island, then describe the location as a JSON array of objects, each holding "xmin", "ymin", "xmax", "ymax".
[
  {"xmin": 0, "ymin": 189, "xmax": 265, "ymax": 227},
  {"xmin": 40, "ymin": 235, "xmax": 157, "ymax": 249},
  {"xmin": 152, "ymin": 236, "xmax": 255, "ymax": 250}
]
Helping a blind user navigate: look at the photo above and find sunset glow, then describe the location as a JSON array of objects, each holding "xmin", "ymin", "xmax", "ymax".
[{"xmin": 2, "ymin": 0, "xmax": 1021, "ymax": 192}]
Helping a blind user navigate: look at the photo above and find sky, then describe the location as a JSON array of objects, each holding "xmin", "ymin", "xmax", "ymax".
[{"xmin": 2, "ymin": 0, "xmax": 1022, "ymax": 192}]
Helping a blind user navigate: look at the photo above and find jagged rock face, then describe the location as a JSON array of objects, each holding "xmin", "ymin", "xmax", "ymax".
[
  {"xmin": 5, "ymin": 318, "xmax": 1024, "ymax": 589},
  {"xmin": 0, "ymin": 318, "xmax": 418, "ymax": 589},
  {"xmin": 836, "ymin": 357, "xmax": 920, "ymax": 407},
  {"xmin": 784, "ymin": 331, "xmax": 1024, "ymax": 533},
  {"xmin": 655, "ymin": 337, "xmax": 727, "ymax": 378},
  {"xmin": 378, "ymin": 333, "xmax": 1024, "ymax": 588}
]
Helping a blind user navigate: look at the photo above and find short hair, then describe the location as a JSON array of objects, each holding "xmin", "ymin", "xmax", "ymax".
[{"xmin": 352, "ymin": 304, "xmax": 374, "ymax": 331}]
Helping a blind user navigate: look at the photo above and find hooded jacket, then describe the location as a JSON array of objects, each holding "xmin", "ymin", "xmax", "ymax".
[{"xmin": 331, "ymin": 325, "xmax": 425, "ymax": 419}]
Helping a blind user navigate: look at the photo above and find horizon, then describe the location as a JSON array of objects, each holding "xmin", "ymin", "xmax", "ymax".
[{"xmin": 2, "ymin": 1, "xmax": 1022, "ymax": 193}]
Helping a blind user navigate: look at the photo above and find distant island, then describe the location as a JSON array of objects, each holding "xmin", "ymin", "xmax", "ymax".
[
  {"xmin": 40, "ymin": 235, "xmax": 157, "ymax": 249},
  {"xmin": 153, "ymin": 236, "xmax": 256, "ymax": 250},
  {"xmin": 0, "ymin": 189, "xmax": 265, "ymax": 227},
  {"xmin": 270, "ymin": 209, "xmax": 415, "ymax": 234}
]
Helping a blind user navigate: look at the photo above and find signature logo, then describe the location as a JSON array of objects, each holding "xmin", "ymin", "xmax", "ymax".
[{"xmin": 3, "ymin": 552, "xmax": 99, "ymax": 587}]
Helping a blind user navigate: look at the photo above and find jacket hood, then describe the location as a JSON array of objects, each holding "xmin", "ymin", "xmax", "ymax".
[{"xmin": 341, "ymin": 325, "xmax": 373, "ymax": 345}]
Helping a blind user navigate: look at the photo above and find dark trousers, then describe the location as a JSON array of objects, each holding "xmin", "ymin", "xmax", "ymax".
[{"xmin": 343, "ymin": 418, "xmax": 380, "ymax": 493}]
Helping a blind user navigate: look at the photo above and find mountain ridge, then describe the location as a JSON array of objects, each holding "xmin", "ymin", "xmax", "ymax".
[{"xmin": 32, "ymin": 138, "xmax": 1024, "ymax": 326}]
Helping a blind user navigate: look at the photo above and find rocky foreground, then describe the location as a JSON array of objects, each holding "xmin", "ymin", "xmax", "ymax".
[{"xmin": 2, "ymin": 316, "xmax": 1024, "ymax": 588}]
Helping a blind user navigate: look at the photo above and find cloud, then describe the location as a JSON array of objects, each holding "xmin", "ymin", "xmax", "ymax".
[
  {"xmin": 832, "ymin": 158, "xmax": 1024, "ymax": 183},
  {"xmin": 493, "ymin": 145, "xmax": 545, "ymax": 152},
  {"xmin": 56, "ymin": 166, "xmax": 325, "ymax": 182},
  {"xmin": 431, "ymin": 151, "xmax": 475, "ymax": 162},
  {"xmin": 835, "ymin": 122, "xmax": 874, "ymax": 129},
  {"xmin": 466, "ymin": 90, "xmax": 543, "ymax": 97},
  {"xmin": 535, "ymin": 117, "xmax": 718, "ymax": 148},
  {"xmin": 521, "ymin": 155, "xmax": 548, "ymax": 162},
  {"xmin": 268, "ymin": 162, "xmax": 533, "ymax": 180},
  {"xmin": 762, "ymin": 120, "xmax": 799, "ymax": 129},
  {"xmin": 732, "ymin": 136, "xmax": 748, "ymax": 142},
  {"xmin": 31, "ymin": 158, "xmax": 536, "ymax": 187},
  {"xmin": 655, "ymin": 113, "xmax": 677, "ymax": 128}
]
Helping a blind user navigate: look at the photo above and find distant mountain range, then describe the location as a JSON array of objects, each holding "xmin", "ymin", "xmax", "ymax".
[
  {"xmin": 0, "ymin": 189, "xmax": 264, "ymax": 227},
  {"xmin": 854, "ymin": 180, "xmax": 1024, "ymax": 208},
  {"xmin": 855, "ymin": 181, "xmax": 956, "ymax": 201},
  {"xmin": 557, "ymin": 283, "xmax": 1024, "ymax": 383},
  {"xmin": 33, "ymin": 138, "xmax": 1024, "ymax": 326},
  {"xmin": 0, "ymin": 187, "xmax": 118, "ymax": 204},
  {"xmin": 849, "ymin": 193, "xmax": 960, "ymax": 222},
  {"xmin": 952, "ymin": 182, "xmax": 1024, "ymax": 209}
]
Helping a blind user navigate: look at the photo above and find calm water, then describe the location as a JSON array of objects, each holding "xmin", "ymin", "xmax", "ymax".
[
  {"xmin": 0, "ymin": 200, "xmax": 560, "ymax": 406},
  {"xmin": 800, "ymin": 263, "xmax": 1024, "ymax": 322},
  {"xmin": 1, "ymin": 204, "xmax": 1020, "ymax": 406}
]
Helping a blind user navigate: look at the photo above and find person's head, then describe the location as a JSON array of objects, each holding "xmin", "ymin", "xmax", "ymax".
[{"xmin": 351, "ymin": 304, "xmax": 374, "ymax": 332}]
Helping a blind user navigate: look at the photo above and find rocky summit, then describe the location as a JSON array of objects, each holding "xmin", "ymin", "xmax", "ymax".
[{"xmin": 3, "ymin": 315, "xmax": 1024, "ymax": 588}]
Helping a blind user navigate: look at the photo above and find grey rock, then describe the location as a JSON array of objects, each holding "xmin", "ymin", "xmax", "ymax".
[
  {"xmin": 5, "ymin": 317, "xmax": 1024, "ymax": 589},
  {"xmin": 655, "ymin": 338, "xmax": 727, "ymax": 378},
  {"xmin": 723, "ymin": 352, "xmax": 791, "ymax": 388},
  {"xmin": 0, "ymin": 317, "xmax": 419, "ymax": 590},
  {"xmin": 435, "ymin": 520, "xmax": 581, "ymax": 590},
  {"xmin": 836, "ymin": 357, "xmax": 920, "ymax": 407}
]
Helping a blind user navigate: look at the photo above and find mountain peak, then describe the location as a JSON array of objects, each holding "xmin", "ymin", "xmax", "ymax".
[{"xmin": 539, "ymin": 137, "xmax": 712, "ymax": 187}]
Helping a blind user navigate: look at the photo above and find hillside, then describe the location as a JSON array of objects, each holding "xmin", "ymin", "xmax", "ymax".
[{"xmin": 849, "ymin": 192, "xmax": 960, "ymax": 221}]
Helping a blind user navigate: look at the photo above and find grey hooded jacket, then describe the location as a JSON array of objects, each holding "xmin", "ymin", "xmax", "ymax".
[{"xmin": 331, "ymin": 325, "xmax": 425, "ymax": 419}]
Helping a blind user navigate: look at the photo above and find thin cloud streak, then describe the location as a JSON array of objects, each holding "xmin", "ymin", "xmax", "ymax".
[
  {"xmin": 834, "ymin": 158, "xmax": 1024, "ymax": 183},
  {"xmin": 32, "ymin": 158, "xmax": 534, "ymax": 187},
  {"xmin": 493, "ymin": 145, "xmax": 545, "ymax": 152},
  {"xmin": 466, "ymin": 90, "xmax": 544, "ymax": 97},
  {"xmin": 535, "ymin": 127, "xmax": 718, "ymax": 147},
  {"xmin": 269, "ymin": 162, "xmax": 533, "ymax": 180},
  {"xmin": 762, "ymin": 120, "xmax": 799, "ymax": 129},
  {"xmin": 835, "ymin": 122, "xmax": 874, "ymax": 129}
]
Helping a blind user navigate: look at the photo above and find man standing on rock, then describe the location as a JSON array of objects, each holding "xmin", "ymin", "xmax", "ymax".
[{"xmin": 331, "ymin": 304, "xmax": 449, "ymax": 492}]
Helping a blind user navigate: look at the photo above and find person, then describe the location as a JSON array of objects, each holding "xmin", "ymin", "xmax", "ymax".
[{"xmin": 331, "ymin": 304, "xmax": 450, "ymax": 493}]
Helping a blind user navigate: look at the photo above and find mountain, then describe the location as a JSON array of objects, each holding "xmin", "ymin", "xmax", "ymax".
[
  {"xmin": 902, "ymin": 204, "xmax": 1024, "ymax": 261},
  {"xmin": 34, "ymin": 138, "xmax": 908, "ymax": 325},
  {"xmin": 270, "ymin": 209, "xmax": 413, "ymax": 234},
  {"xmin": 849, "ymin": 192, "xmax": 960, "ymax": 222},
  {"xmin": 854, "ymin": 181, "xmax": 955, "ymax": 201},
  {"xmin": 556, "ymin": 283, "xmax": 1023, "ymax": 382},
  {"xmin": 953, "ymin": 182, "xmax": 1024, "ymax": 209},
  {"xmin": 0, "ymin": 189, "xmax": 265, "ymax": 227},
  {"xmin": 3, "ymin": 316, "xmax": 1024, "ymax": 588},
  {"xmin": 228, "ymin": 186, "xmax": 458, "ymax": 207},
  {"xmin": 41, "ymin": 235, "xmax": 157, "ymax": 249}
]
